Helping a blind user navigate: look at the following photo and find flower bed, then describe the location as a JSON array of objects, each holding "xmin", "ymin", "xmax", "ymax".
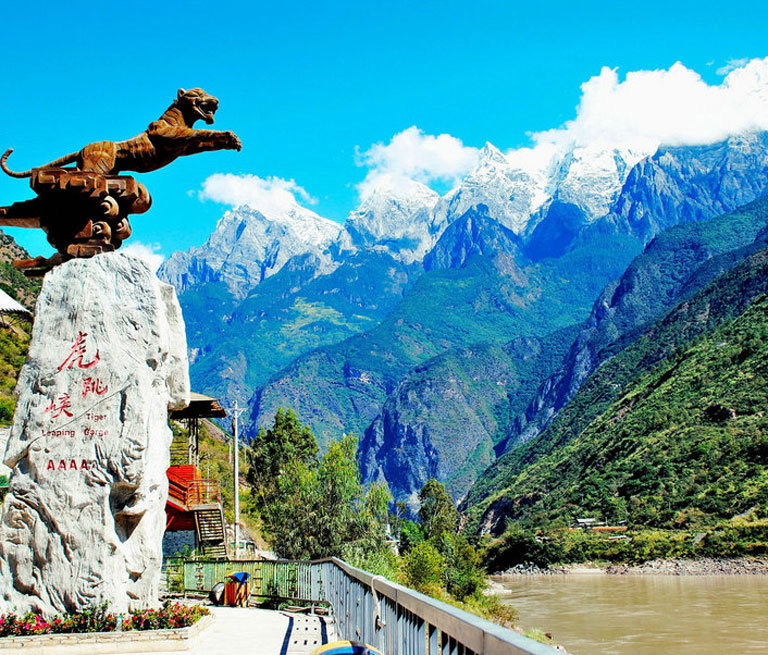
[{"xmin": 0, "ymin": 601, "xmax": 209, "ymax": 637}]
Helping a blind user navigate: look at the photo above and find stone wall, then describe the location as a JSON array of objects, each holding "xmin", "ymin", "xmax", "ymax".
[{"xmin": 163, "ymin": 530, "xmax": 196, "ymax": 558}]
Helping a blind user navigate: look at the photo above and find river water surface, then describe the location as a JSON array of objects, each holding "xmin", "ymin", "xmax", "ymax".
[{"xmin": 495, "ymin": 573, "xmax": 768, "ymax": 654}]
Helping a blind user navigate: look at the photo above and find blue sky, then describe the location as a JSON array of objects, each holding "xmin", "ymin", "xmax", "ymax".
[{"xmin": 1, "ymin": 0, "xmax": 767, "ymax": 262}]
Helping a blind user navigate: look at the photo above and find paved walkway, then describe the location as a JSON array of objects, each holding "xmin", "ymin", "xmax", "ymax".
[{"xmin": 125, "ymin": 607, "xmax": 335, "ymax": 655}]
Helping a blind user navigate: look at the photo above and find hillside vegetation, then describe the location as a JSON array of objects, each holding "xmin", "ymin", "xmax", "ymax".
[
  {"xmin": 182, "ymin": 252, "xmax": 420, "ymax": 404},
  {"xmin": 466, "ymin": 240, "xmax": 768, "ymax": 529},
  {"xmin": 466, "ymin": 275, "xmax": 768, "ymax": 537},
  {"xmin": 506, "ymin": 197, "xmax": 768, "ymax": 450},
  {"xmin": 0, "ymin": 231, "xmax": 40, "ymax": 423},
  {"xmin": 360, "ymin": 325, "xmax": 581, "ymax": 503},
  {"xmin": 250, "ymin": 211, "xmax": 638, "ymax": 510}
]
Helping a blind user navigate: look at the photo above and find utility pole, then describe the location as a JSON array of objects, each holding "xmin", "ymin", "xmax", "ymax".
[{"xmin": 228, "ymin": 401, "xmax": 246, "ymax": 560}]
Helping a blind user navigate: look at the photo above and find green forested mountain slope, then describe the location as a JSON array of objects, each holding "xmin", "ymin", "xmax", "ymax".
[
  {"xmin": 508, "ymin": 197, "xmax": 768, "ymax": 449},
  {"xmin": 291, "ymin": 200, "xmax": 768, "ymax": 502},
  {"xmin": 181, "ymin": 252, "xmax": 420, "ymax": 405},
  {"xmin": 464, "ymin": 272, "xmax": 768, "ymax": 533},
  {"xmin": 359, "ymin": 325, "xmax": 581, "ymax": 505},
  {"xmin": 248, "ymin": 212, "xmax": 638, "ymax": 448},
  {"xmin": 464, "ymin": 232, "xmax": 768, "ymax": 529},
  {"xmin": 0, "ymin": 232, "xmax": 40, "ymax": 309}
]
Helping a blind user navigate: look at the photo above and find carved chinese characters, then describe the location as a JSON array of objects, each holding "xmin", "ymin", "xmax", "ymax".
[
  {"xmin": 0, "ymin": 253, "xmax": 189, "ymax": 615},
  {"xmin": 39, "ymin": 331, "xmax": 111, "ymax": 472}
]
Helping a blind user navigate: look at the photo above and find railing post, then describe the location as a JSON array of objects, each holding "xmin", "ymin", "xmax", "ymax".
[
  {"xmin": 388, "ymin": 597, "xmax": 396, "ymax": 655},
  {"xmin": 401, "ymin": 607, "xmax": 407, "ymax": 655},
  {"xmin": 428, "ymin": 623, "xmax": 438, "ymax": 655},
  {"xmin": 417, "ymin": 616, "xmax": 426, "ymax": 655}
]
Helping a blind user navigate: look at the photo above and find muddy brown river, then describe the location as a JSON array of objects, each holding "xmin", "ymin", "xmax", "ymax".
[{"xmin": 495, "ymin": 573, "xmax": 768, "ymax": 654}]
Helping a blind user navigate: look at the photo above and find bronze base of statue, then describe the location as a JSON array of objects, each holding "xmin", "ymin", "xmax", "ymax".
[{"xmin": 0, "ymin": 168, "xmax": 151, "ymax": 276}]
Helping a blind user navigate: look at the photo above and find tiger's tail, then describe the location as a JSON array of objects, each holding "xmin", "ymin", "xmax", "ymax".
[{"xmin": 1, "ymin": 148, "xmax": 79, "ymax": 178}]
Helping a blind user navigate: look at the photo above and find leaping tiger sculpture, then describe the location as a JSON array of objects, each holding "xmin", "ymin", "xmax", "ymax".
[
  {"xmin": 0, "ymin": 88, "xmax": 242, "ymax": 275},
  {"xmin": 1, "ymin": 87, "xmax": 241, "ymax": 178}
]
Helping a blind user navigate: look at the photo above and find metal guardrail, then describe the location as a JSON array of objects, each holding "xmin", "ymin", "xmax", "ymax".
[
  {"xmin": 175, "ymin": 557, "xmax": 558, "ymax": 654},
  {"xmin": 319, "ymin": 557, "xmax": 558, "ymax": 655}
]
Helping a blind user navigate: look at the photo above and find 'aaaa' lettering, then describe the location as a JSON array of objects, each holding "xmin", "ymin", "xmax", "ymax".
[{"xmin": 46, "ymin": 459, "xmax": 91, "ymax": 471}]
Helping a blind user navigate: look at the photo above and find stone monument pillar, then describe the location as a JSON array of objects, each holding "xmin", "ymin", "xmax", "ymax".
[{"xmin": 0, "ymin": 253, "xmax": 189, "ymax": 615}]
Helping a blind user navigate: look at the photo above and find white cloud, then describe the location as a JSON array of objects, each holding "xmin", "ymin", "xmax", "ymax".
[
  {"xmin": 199, "ymin": 173, "xmax": 317, "ymax": 215},
  {"xmin": 121, "ymin": 241, "xmax": 164, "ymax": 273},
  {"xmin": 717, "ymin": 58, "xmax": 750, "ymax": 76},
  {"xmin": 198, "ymin": 59, "xmax": 768, "ymax": 214},
  {"xmin": 355, "ymin": 59, "xmax": 768, "ymax": 200},
  {"xmin": 356, "ymin": 126, "xmax": 479, "ymax": 198},
  {"xmin": 530, "ymin": 58, "xmax": 768, "ymax": 152}
]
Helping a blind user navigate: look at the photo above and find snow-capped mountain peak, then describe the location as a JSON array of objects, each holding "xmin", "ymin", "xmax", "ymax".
[
  {"xmin": 477, "ymin": 141, "xmax": 507, "ymax": 164},
  {"xmin": 549, "ymin": 144, "xmax": 653, "ymax": 219},
  {"xmin": 355, "ymin": 176, "xmax": 439, "ymax": 219},
  {"xmin": 158, "ymin": 202, "xmax": 340, "ymax": 298},
  {"xmin": 431, "ymin": 140, "xmax": 555, "ymax": 235},
  {"xmin": 338, "ymin": 176, "xmax": 440, "ymax": 262}
]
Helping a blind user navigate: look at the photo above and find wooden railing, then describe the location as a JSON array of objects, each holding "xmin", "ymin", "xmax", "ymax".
[
  {"xmin": 167, "ymin": 476, "xmax": 188, "ymax": 507},
  {"xmin": 167, "ymin": 471, "xmax": 221, "ymax": 508},
  {"xmin": 185, "ymin": 479, "xmax": 221, "ymax": 507},
  {"xmin": 178, "ymin": 557, "xmax": 559, "ymax": 654}
]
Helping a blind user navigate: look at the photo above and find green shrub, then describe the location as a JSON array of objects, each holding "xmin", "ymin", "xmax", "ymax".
[
  {"xmin": 401, "ymin": 542, "xmax": 444, "ymax": 595},
  {"xmin": 0, "ymin": 397, "xmax": 15, "ymax": 424},
  {"xmin": 398, "ymin": 520, "xmax": 424, "ymax": 554}
]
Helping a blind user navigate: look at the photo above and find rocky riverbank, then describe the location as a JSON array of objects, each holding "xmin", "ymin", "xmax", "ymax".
[
  {"xmin": 604, "ymin": 557, "xmax": 768, "ymax": 575},
  {"xmin": 491, "ymin": 557, "xmax": 768, "ymax": 577},
  {"xmin": 491, "ymin": 563, "xmax": 570, "ymax": 576}
]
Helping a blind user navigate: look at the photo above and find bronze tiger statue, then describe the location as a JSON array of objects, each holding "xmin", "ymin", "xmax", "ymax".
[{"xmin": 1, "ymin": 87, "xmax": 242, "ymax": 178}]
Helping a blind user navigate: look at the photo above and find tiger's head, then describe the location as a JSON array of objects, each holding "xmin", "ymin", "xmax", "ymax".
[{"xmin": 174, "ymin": 88, "xmax": 220, "ymax": 125}]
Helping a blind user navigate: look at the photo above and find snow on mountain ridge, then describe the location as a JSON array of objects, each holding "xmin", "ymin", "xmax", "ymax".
[
  {"xmin": 549, "ymin": 144, "xmax": 653, "ymax": 219},
  {"xmin": 338, "ymin": 176, "xmax": 440, "ymax": 262},
  {"xmin": 158, "ymin": 203, "xmax": 340, "ymax": 299},
  {"xmin": 160, "ymin": 139, "xmax": 659, "ymax": 297},
  {"xmin": 431, "ymin": 142, "xmax": 556, "ymax": 237}
]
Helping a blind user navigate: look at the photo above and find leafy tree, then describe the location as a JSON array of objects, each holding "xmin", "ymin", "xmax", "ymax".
[
  {"xmin": 254, "ymin": 426, "xmax": 392, "ymax": 563},
  {"xmin": 418, "ymin": 478, "xmax": 459, "ymax": 539},
  {"xmin": 401, "ymin": 541, "xmax": 444, "ymax": 595},
  {"xmin": 246, "ymin": 408, "xmax": 318, "ymax": 494},
  {"xmin": 483, "ymin": 525, "xmax": 561, "ymax": 570},
  {"xmin": 398, "ymin": 520, "xmax": 425, "ymax": 554},
  {"xmin": 434, "ymin": 532, "xmax": 486, "ymax": 599}
]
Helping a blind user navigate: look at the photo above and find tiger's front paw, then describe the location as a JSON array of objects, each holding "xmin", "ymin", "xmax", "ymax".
[{"xmin": 226, "ymin": 132, "xmax": 242, "ymax": 151}]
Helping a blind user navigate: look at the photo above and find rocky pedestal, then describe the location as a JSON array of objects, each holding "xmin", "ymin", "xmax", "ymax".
[{"xmin": 0, "ymin": 253, "xmax": 189, "ymax": 615}]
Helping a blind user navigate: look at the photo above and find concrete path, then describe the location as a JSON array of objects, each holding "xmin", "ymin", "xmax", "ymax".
[{"xmin": 125, "ymin": 606, "xmax": 335, "ymax": 655}]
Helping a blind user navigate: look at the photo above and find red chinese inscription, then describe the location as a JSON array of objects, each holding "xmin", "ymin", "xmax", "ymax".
[
  {"xmin": 57, "ymin": 332, "xmax": 100, "ymax": 372},
  {"xmin": 44, "ymin": 393, "xmax": 73, "ymax": 419},
  {"xmin": 82, "ymin": 377, "xmax": 108, "ymax": 398}
]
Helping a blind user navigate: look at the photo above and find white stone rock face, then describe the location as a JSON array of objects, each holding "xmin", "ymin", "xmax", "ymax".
[{"xmin": 0, "ymin": 253, "xmax": 189, "ymax": 616}]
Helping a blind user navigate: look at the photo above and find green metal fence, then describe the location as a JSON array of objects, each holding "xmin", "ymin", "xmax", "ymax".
[{"xmin": 181, "ymin": 559, "xmax": 317, "ymax": 600}]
